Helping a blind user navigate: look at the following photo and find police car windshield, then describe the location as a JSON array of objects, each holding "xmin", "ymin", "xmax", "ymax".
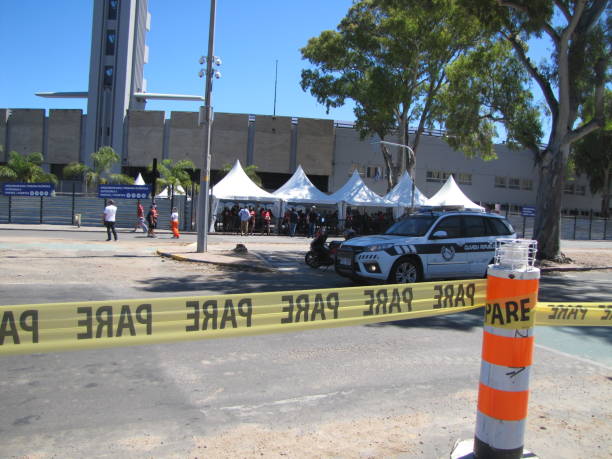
[{"xmin": 385, "ymin": 215, "xmax": 436, "ymax": 236}]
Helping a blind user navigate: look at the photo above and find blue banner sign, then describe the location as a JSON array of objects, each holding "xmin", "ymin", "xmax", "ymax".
[
  {"xmin": 2, "ymin": 182, "xmax": 54, "ymax": 196},
  {"xmin": 521, "ymin": 206, "xmax": 536, "ymax": 217},
  {"xmin": 98, "ymin": 184, "xmax": 151, "ymax": 199}
]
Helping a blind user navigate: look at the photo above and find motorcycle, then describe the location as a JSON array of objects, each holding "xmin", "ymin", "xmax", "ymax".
[{"xmin": 304, "ymin": 230, "xmax": 342, "ymax": 268}]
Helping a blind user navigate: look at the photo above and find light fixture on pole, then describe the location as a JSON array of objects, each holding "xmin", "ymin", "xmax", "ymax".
[
  {"xmin": 371, "ymin": 140, "xmax": 417, "ymax": 208},
  {"xmin": 196, "ymin": 0, "xmax": 220, "ymax": 253}
]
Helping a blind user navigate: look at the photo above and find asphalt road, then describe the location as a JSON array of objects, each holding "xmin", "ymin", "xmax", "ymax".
[{"xmin": 0, "ymin": 228, "xmax": 610, "ymax": 458}]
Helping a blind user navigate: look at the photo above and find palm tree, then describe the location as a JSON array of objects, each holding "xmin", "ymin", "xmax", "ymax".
[
  {"xmin": 148, "ymin": 159, "xmax": 196, "ymax": 209},
  {"xmin": 0, "ymin": 151, "xmax": 58, "ymax": 184},
  {"xmin": 63, "ymin": 146, "xmax": 133, "ymax": 192}
]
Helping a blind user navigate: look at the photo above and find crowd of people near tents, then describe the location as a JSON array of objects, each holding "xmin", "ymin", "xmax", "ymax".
[{"xmin": 217, "ymin": 204, "xmax": 396, "ymax": 237}]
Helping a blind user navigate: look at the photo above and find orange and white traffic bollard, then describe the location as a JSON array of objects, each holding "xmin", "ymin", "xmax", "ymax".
[
  {"xmin": 452, "ymin": 239, "xmax": 540, "ymax": 459},
  {"xmin": 472, "ymin": 239, "xmax": 540, "ymax": 458}
]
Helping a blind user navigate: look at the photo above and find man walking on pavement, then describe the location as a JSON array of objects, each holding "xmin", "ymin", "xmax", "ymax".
[
  {"xmin": 103, "ymin": 199, "xmax": 118, "ymax": 241},
  {"xmin": 239, "ymin": 205, "xmax": 251, "ymax": 236},
  {"xmin": 132, "ymin": 199, "xmax": 148, "ymax": 233}
]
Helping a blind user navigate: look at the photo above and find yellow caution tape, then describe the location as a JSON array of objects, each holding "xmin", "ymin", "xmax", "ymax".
[
  {"xmin": 0, "ymin": 279, "xmax": 486, "ymax": 356},
  {"xmin": 535, "ymin": 303, "xmax": 612, "ymax": 327}
]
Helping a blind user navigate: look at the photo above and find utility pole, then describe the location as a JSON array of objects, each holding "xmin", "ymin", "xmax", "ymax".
[
  {"xmin": 196, "ymin": 0, "xmax": 217, "ymax": 253},
  {"xmin": 273, "ymin": 60, "xmax": 278, "ymax": 116}
]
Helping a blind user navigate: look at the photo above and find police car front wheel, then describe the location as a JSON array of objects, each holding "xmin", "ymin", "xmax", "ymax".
[{"xmin": 389, "ymin": 258, "xmax": 421, "ymax": 284}]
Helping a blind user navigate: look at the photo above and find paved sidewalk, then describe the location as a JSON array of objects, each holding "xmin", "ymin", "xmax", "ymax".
[{"xmin": 2, "ymin": 223, "xmax": 611, "ymax": 273}]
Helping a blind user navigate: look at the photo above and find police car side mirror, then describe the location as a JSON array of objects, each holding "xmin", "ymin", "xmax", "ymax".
[{"xmin": 431, "ymin": 230, "xmax": 448, "ymax": 239}]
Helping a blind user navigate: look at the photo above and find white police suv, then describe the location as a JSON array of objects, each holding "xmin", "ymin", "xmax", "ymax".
[{"xmin": 335, "ymin": 210, "xmax": 515, "ymax": 283}]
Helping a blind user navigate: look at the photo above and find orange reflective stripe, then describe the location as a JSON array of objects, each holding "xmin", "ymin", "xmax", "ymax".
[
  {"xmin": 478, "ymin": 383, "xmax": 529, "ymax": 421},
  {"xmin": 481, "ymin": 331, "xmax": 534, "ymax": 367},
  {"xmin": 487, "ymin": 276, "xmax": 539, "ymax": 303}
]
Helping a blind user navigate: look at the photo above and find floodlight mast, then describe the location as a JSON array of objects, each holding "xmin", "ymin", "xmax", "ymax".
[
  {"xmin": 196, "ymin": 0, "xmax": 217, "ymax": 253},
  {"xmin": 372, "ymin": 140, "xmax": 417, "ymax": 208}
]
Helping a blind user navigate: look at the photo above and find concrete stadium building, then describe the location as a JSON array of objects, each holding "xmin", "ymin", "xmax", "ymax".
[{"xmin": 0, "ymin": 0, "xmax": 603, "ymax": 216}]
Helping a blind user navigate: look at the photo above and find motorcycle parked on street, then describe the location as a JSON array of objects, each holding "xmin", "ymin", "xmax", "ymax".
[{"xmin": 304, "ymin": 229, "xmax": 341, "ymax": 268}]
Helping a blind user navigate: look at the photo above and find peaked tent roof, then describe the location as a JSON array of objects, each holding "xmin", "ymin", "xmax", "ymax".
[
  {"xmin": 155, "ymin": 185, "xmax": 186, "ymax": 198},
  {"xmin": 384, "ymin": 171, "xmax": 428, "ymax": 206},
  {"xmin": 423, "ymin": 175, "xmax": 484, "ymax": 211},
  {"xmin": 211, "ymin": 159, "xmax": 279, "ymax": 202},
  {"xmin": 329, "ymin": 170, "xmax": 395, "ymax": 207},
  {"xmin": 272, "ymin": 165, "xmax": 337, "ymax": 204},
  {"xmin": 134, "ymin": 173, "xmax": 146, "ymax": 185}
]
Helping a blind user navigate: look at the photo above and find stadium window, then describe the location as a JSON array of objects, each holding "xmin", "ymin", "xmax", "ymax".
[
  {"xmin": 103, "ymin": 66, "xmax": 113, "ymax": 87},
  {"xmin": 564, "ymin": 183, "xmax": 575, "ymax": 194},
  {"xmin": 576, "ymin": 185, "xmax": 586, "ymax": 196},
  {"xmin": 508, "ymin": 178, "xmax": 520, "ymax": 189},
  {"xmin": 457, "ymin": 173, "xmax": 472, "ymax": 185},
  {"xmin": 426, "ymin": 170, "xmax": 443, "ymax": 182},
  {"xmin": 105, "ymin": 30, "xmax": 116, "ymax": 56},
  {"xmin": 520, "ymin": 179, "xmax": 533, "ymax": 190},
  {"xmin": 108, "ymin": 0, "xmax": 118, "ymax": 20},
  {"xmin": 366, "ymin": 166, "xmax": 383, "ymax": 180},
  {"xmin": 494, "ymin": 176, "xmax": 506, "ymax": 188}
]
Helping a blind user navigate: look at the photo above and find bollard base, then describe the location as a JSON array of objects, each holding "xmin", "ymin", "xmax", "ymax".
[{"xmin": 450, "ymin": 440, "xmax": 538, "ymax": 459}]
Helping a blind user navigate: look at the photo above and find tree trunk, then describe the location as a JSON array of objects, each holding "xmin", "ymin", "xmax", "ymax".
[
  {"xmin": 533, "ymin": 144, "xmax": 567, "ymax": 260},
  {"xmin": 601, "ymin": 167, "xmax": 611, "ymax": 218},
  {"xmin": 381, "ymin": 143, "xmax": 395, "ymax": 192}
]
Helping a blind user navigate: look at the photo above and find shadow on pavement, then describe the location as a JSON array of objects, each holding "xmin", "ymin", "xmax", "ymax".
[
  {"xmin": 368, "ymin": 308, "xmax": 484, "ymax": 332},
  {"xmin": 136, "ymin": 273, "xmax": 354, "ymax": 294}
]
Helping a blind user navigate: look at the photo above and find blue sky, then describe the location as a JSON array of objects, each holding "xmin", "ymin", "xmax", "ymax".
[
  {"xmin": 0, "ymin": 0, "xmax": 356, "ymax": 121},
  {"xmin": 0, "ymin": 0, "xmax": 554, "ymax": 129}
]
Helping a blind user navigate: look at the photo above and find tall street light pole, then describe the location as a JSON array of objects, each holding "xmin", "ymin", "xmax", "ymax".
[{"xmin": 196, "ymin": 0, "xmax": 217, "ymax": 253}]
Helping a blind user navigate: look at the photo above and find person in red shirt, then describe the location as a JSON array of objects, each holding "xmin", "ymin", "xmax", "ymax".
[
  {"xmin": 132, "ymin": 200, "xmax": 147, "ymax": 233},
  {"xmin": 263, "ymin": 209, "xmax": 272, "ymax": 235},
  {"xmin": 147, "ymin": 204, "xmax": 158, "ymax": 238}
]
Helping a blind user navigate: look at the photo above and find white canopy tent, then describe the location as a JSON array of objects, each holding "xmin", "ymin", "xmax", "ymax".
[
  {"xmin": 423, "ymin": 175, "xmax": 485, "ymax": 211},
  {"xmin": 384, "ymin": 171, "xmax": 429, "ymax": 218},
  {"xmin": 210, "ymin": 160, "xmax": 281, "ymax": 231},
  {"xmin": 155, "ymin": 185, "xmax": 186, "ymax": 198},
  {"xmin": 328, "ymin": 170, "xmax": 396, "ymax": 223},
  {"xmin": 134, "ymin": 173, "xmax": 146, "ymax": 185},
  {"xmin": 273, "ymin": 165, "xmax": 337, "ymax": 215}
]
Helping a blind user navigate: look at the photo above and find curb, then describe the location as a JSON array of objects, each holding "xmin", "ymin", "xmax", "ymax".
[
  {"xmin": 539, "ymin": 265, "xmax": 612, "ymax": 273},
  {"xmin": 156, "ymin": 250, "xmax": 276, "ymax": 273}
]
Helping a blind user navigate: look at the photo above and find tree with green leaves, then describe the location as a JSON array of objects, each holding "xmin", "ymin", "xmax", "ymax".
[
  {"xmin": 300, "ymin": 0, "xmax": 484, "ymax": 191},
  {"xmin": 0, "ymin": 151, "xmax": 58, "ymax": 184},
  {"xmin": 444, "ymin": 0, "xmax": 609, "ymax": 260},
  {"xmin": 63, "ymin": 146, "xmax": 133, "ymax": 191},
  {"xmin": 220, "ymin": 163, "xmax": 263, "ymax": 187},
  {"xmin": 570, "ymin": 89, "xmax": 611, "ymax": 217},
  {"xmin": 148, "ymin": 158, "xmax": 196, "ymax": 209}
]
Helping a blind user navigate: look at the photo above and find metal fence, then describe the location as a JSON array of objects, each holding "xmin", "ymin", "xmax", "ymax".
[
  {"xmin": 0, "ymin": 193, "xmax": 195, "ymax": 231},
  {"xmin": 506, "ymin": 213, "xmax": 610, "ymax": 240},
  {"xmin": 0, "ymin": 195, "xmax": 609, "ymax": 240}
]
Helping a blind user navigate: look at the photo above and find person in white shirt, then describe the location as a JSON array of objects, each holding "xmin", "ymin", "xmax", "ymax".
[
  {"xmin": 238, "ymin": 206, "xmax": 251, "ymax": 236},
  {"xmin": 103, "ymin": 199, "xmax": 118, "ymax": 241}
]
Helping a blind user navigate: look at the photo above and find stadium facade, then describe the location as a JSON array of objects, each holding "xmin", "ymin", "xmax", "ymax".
[{"xmin": 0, "ymin": 0, "xmax": 603, "ymax": 215}]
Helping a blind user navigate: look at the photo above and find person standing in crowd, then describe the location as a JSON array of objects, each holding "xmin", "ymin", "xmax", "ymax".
[
  {"xmin": 132, "ymin": 200, "xmax": 148, "ymax": 233},
  {"xmin": 289, "ymin": 208, "xmax": 298, "ymax": 237},
  {"xmin": 249, "ymin": 206, "xmax": 256, "ymax": 235},
  {"xmin": 146, "ymin": 204, "xmax": 158, "ymax": 238},
  {"xmin": 103, "ymin": 199, "xmax": 118, "ymax": 241},
  {"xmin": 307, "ymin": 205, "xmax": 319, "ymax": 238},
  {"xmin": 238, "ymin": 205, "xmax": 251, "ymax": 236},
  {"xmin": 263, "ymin": 208, "xmax": 272, "ymax": 235},
  {"xmin": 170, "ymin": 207, "xmax": 180, "ymax": 239}
]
